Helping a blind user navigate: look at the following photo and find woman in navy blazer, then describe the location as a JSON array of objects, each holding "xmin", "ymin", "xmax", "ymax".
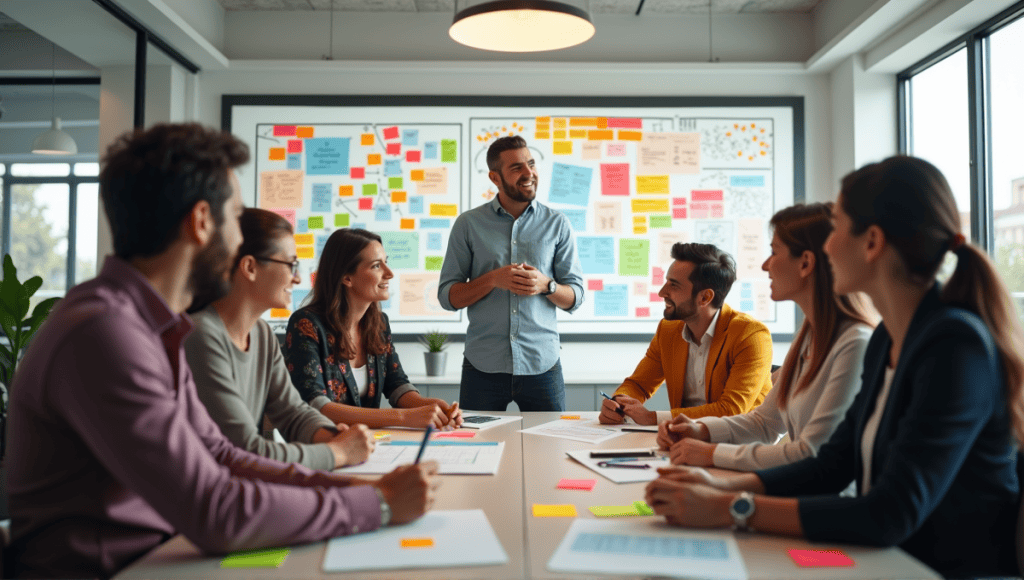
[{"xmin": 646, "ymin": 156, "xmax": 1023, "ymax": 579}]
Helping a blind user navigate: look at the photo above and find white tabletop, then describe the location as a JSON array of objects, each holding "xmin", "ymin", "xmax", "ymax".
[{"xmin": 114, "ymin": 412, "xmax": 940, "ymax": 580}]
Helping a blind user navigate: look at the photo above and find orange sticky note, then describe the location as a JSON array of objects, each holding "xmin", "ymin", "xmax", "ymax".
[
  {"xmin": 338, "ymin": 185, "xmax": 354, "ymax": 197},
  {"xmin": 410, "ymin": 169, "xmax": 425, "ymax": 181},
  {"xmin": 367, "ymin": 153, "xmax": 382, "ymax": 165},
  {"xmin": 296, "ymin": 246, "xmax": 315, "ymax": 259},
  {"xmin": 295, "ymin": 126, "xmax": 314, "ymax": 138},
  {"xmin": 268, "ymin": 148, "xmax": 286, "ymax": 161},
  {"xmin": 553, "ymin": 118, "xmax": 567, "ymax": 129},
  {"xmin": 269, "ymin": 308, "xmax": 290, "ymax": 319},
  {"xmin": 400, "ymin": 538, "xmax": 434, "ymax": 548},
  {"xmin": 535, "ymin": 116, "xmax": 551, "ymax": 124},
  {"xmin": 588, "ymin": 130, "xmax": 614, "ymax": 140},
  {"xmin": 392, "ymin": 190, "xmax": 408, "ymax": 203},
  {"xmin": 294, "ymin": 234, "xmax": 314, "ymax": 245},
  {"xmin": 533, "ymin": 504, "xmax": 577, "ymax": 517},
  {"xmin": 787, "ymin": 549, "xmax": 855, "ymax": 567},
  {"xmin": 535, "ymin": 131, "xmax": 550, "ymax": 140},
  {"xmin": 569, "ymin": 129, "xmax": 587, "ymax": 139},
  {"xmin": 400, "ymin": 218, "xmax": 415, "ymax": 230},
  {"xmin": 618, "ymin": 130, "xmax": 643, "ymax": 141},
  {"xmin": 560, "ymin": 414, "xmax": 581, "ymax": 420},
  {"xmin": 361, "ymin": 133, "xmax": 375, "ymax": 146}
]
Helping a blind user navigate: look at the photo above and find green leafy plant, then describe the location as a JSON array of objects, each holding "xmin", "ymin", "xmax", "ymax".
[
  {"xmin": 0, "ymin": 254, "xmax": 60, "ymax": 414},
  {"xmin": 418, "ymin": 329, "xmax": 449, "ymax": 353}
]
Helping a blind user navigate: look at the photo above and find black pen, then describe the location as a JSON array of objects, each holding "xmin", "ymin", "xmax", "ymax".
[
  {"xmin": 414, "ymin": 425, "xmax": 434, "ymax": 464},
  {"xmin": 600, "ymin": 391, "xmax": 625, "ymax": 415},
  {"xmin": 621, "ymin": 427, "xmax": 659, "ymax": 433},
  {"xmin": 598, "ymin": 462, "xmax": 651, "ymax": 469},
  {"xmin": 590, "ymin": 450, "xmax": 656, "ymax": 459}
]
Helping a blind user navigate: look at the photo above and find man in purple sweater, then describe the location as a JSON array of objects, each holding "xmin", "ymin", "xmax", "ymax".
[{"xmin": 5, "ymin": 123, "xmax": 439, "ymax": 579}]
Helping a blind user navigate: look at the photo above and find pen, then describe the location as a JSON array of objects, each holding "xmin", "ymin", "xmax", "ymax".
[
  {"xmin": 414, "ymin": 425, "xmax": 434, "ymax": 464},
  {"xmin": 590, "ymin": 450, "xmax": 656, "ymax": 459},
  {"xmin": 621, "ymin": 427, "xmax": 659, "ymax": 433},
  {"xmin": 599, "ymin": 391, "xmax": 625, "ymax": 415},
  {"xmin": 598, "ymin": 462, "xmax": 651, "ymax": 469}
]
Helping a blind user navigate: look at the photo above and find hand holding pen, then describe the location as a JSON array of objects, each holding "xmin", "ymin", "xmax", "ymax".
[{"xmin": 598, "ymin": 391, "xmax": 626, "ymax": 424}]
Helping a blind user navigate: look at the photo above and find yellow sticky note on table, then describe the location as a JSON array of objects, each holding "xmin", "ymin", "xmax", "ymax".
[
  {"xmin": 268, "ymin": 147, "xmax": 286, "ymax": 161},
  {"xmin": 367, "ymin": 153, "xmax": 382, "ymax": 165},
  {"xmin": 400, "ymin": 218, "xmax": 415, "ymax": 230},
  {"xmin": 589, "ymin": 505, "xmax": 642, "ymax": 517},
  {"xmin": 269, "ymin": 308, "xmax": 290, "ymax": 319},
  {"xmin": 553, "ymin": 141, "xmax": 573, "ymax": 155},
  {"xmin": 392, "ymin": 190, "xmax": 408, "ymax": 203},
  {"xmin": 296, "ymin": 246, "xmax": 314, "ymax": 259},
  {"xmin": 560, "ymin": 415, "xmax": 581, "ymax": 420},
  {"xmin": 294, "ymin": 233, "xmax": 314, "ymax": 245},
  {"xmin": 533, "ymin": 504, "xmax": 577, "ymax": 517},
  {"xmin": 410, "ymin": 169, "xmax": 425, "ymax": 181},
  {"xmin": 361, "ymin": 133, "xmax": 375, "ymax": 146},
  {"xmin": 400, "ymin": 537, "xmax": 434, "ymax": 548},
  {"xmin": 430, "ymin": 204, "xmax": 457, "ymax": 217}
]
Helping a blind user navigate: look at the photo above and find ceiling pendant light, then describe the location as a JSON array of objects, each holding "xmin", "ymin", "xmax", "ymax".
[
  {"xmin": 33, "ymin": 42, "xmax": 77, "ymax": 155},
  {"xmin": 449, "ymin": 0, "xmax": 595, "ymax": 53}
]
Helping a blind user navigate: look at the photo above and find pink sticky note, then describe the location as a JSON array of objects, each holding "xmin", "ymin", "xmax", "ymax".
[
  {"xmin": 386, "ymin": 142, "xmax": 401, "ymax": 155},
  {"xmin": 269, "ymin": 208, "xmax": 296, "ymax": 229},
  {"xmin": 672, "ymin": 197, "xmax": 687, "ymax": 206},
  {"xmin": 711, "ymin": 202, "xmax": 724, "ymax": 218},
  {"xmin": 359, "ymin": 198, "xmax": 373, "ymax": 210},
  {"xmin": 606, "ymin": 143, "xmax": 626, "ymax": 157},
  {"xmin": 607, "ymin": 117, "xmax": 643, "ymax": 128},
  {"xmin": 383, "ymin": 126, "xmax": 400, "ymax": 140},
  {"xmin": 652, "ymin": 267, "xmax": 665, "ymax": 286},
  {"xmin": 350, "ymin": 167, "xmax": 365, "ymax": 179},
  {"xmin": 557, "ymin": 478, "xmax": 596, "ymax": 491},
  {"xmin": 673, "ymin": 208, "xmax": 688, "ymax": 219},
  {"xmin": 587, "ymin": 279, "xmax": 604, "ymax": 291},
  {"xmin": 649, "ymin": 292, "xmax": 663, "ymax": 302},
  {"xmin": 787, "ymin": 549, "xmax": 855, "ymax": 568},
  {"xmin": 406, "ymin": 150, "xmax": 421, "ymax": 162},
  {"xmin": 636, "ymin": 307, "xmax": 650, "ymax": 317},
  {"xmin": 692, "ymin": 189, "xmax": 724, "ymax": 201},
  {"xmin": 601, "ymin": 163, "xmax": 630, "ymax": 196},
  {"xmin": 690, "ymin": 202, "xmax": 710, "ymax": 219},
  {"xmin": 435, "ymin": 431, "xmax": 476, "ymax": 438},
  {"xmin": 273, "ymin": 125, "xmax": 296, "ymax": 136},
  {"xmin": 287, "ymin": 139, "xmax": 303, "ymax": 153}
]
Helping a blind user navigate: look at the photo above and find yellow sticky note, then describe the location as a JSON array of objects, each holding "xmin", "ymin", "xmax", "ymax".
[
  {"xmin": 553, "ymin": 130, "xmax": 566, "ymax": 139},
  {"xmin": 294, "ymin": 234, "xmax": 314, "ymax": 245},
  {"xmin": 400, "ymin": 538, "xmax": 434, "ymax": 548},
  {"xmin": 361, "ymin": 133, "xmax": 374, "ymax": 146},
  {"xmin": 618, "ymin": 130, "xmax": 643, "ymax": 141},
  {"xmin": 400, "ymin": 218, "xmax": 415, "ymax": 230},
  {"xmin": 633, "ymin": 226, "xmax": 649, "ymax": 235},
  {"xmin": 535, "ymin": 131, "xmax": 550, "ymax": 140},
  {"xmin": 392, "ymin": 190, "xmax": 408, "ymax": 203},
  {"xmin": 554, "ymin": 118, "xmax": 567, "ymax": 129},
  {"xmin": 631, "ymin": 198, "xmax": 670, "ymax": 213},
  {"xmin": 633, "ymin": 215, "xmax": 647, "ymax": 225},
  {"xmin": 636, "ymin": 175, "xmax": 670, "ymax": 194},
  {"xmin": 553, "ymin": 141, "xmax": 573, "ymax": 155},
  {"xmin": 268, "ymin": 148, "xmax": 286, "ymax": 161},
  {"xmin": 588, "ymin": 130, "xmax": 614, "ymax": 140},
  {"xmin": 560, "ymin": 415, "xmax": 581, "ymax": 420},
  {"xmin": 367, "ymin": 153, "xmax": 382, "ymax": 165},
  {"xmin": 533, "ymin": 504, "xmax": 577, "ymax": 517},
  {"xmin": 569, "ymin": 129, "xmax": 587, "ymax": 139},
  {"xmin": 374, "ymin": 432, "xmax": 391, "ymax": 441},
  {"xmin": 269, "ymin": 308, "xmax": 290, "ymax": 319},
  {"xmin": 296, "ymin": 246, "xmax": 314, "ymax": 259},
  {"xmin": 430, "ymin": 204, "xmax": 458, "ymax": 217},
  {"xmin": 338, "ymin": 185, "xmax": 354, "ymax": 197},
  {"xmin": 295, "ymin": 126, "xmax": 314, "ymax": 138},
  {"xmin": 410, "ymin": 169, "xmax": 425, "ymax": 181}
]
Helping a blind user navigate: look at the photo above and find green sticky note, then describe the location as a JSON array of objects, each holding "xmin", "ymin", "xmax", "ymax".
[
  {"xmin": 388, "ymin": 177, "xmax": 403, "ymax": 189},
  {"xmin": 307, "ymin": 216, "xmax": 324, "ymax": 229},
  {"xmin": 633, "ymin": 500, "xmax": 654, "ymax": 515},
  {"xmin": 221, "ymin": 547, "xmax": 290, "ymax": 568},
  {"xmin": 441, "ymin": 139, "xmax": 457, "ymax": 163},
  {"xmin": 425, "ymin": 256, "xmax": 443, "ymax": 271},
  {"xmin": 618, "ymin": 239, "xmax": 650, "ymax": 276},
  {"xmin": 335, "ymin": 213, "xmax": 350, "ymax": 227},
  {"xmin": 363, "ymin": 183, "xmax": 378, "ymax": 196},
  {"xmin": 589, "ymin": 505, "xmax": 641, "ymax": 517},
  {"xmin": 649, "ymin": 215, "xmax": 672, "ymax": 229}
]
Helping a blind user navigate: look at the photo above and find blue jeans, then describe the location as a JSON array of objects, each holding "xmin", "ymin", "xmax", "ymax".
[{"xmin": 459, "ymin": 358, "xmax": 566, "ymax": 412}]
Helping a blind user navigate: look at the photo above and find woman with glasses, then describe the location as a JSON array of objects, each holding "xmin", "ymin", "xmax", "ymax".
[
  {"xmin": 185, "ymin": 208, "xmax": 376, "ymax": 471},
  {"xmin": 283, "ymin": 228, "xmax": 462, "ymax": 430}
]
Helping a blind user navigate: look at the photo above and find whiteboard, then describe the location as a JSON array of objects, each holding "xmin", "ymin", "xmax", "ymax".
[{"xmin": 225, "ymin": 96, "xmax": 803, "ymax": 340}]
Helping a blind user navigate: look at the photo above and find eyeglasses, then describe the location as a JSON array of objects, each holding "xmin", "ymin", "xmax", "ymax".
[{"xmin": 256, "ymin": 257, "xmax": 300, "ymax": 276}]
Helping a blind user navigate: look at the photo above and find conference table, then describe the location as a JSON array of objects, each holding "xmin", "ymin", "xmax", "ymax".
[{"xmin": 115, "ymin": 412, "xmax": 940, "ymax": 580}]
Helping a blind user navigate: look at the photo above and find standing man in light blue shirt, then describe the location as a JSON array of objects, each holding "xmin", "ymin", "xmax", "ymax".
[{"xmin": 438, "ymin": 136, "xmax": 584, "ymax": 411}]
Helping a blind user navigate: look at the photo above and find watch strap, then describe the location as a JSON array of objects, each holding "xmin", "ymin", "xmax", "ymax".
[{"xmin": 374, "ymin": 487, "xmax": 392, "ymax": 527}]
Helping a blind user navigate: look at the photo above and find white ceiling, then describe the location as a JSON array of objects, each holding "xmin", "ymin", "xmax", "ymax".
[{"xmin": 214, "ymin": 0, "xmax": 824, "ymax": 13}]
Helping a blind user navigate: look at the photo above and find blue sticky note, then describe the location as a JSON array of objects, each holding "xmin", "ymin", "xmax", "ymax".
[
  {"xmin": 286, "ymin": 153, "xmax": 301, "ymax": 170},
  {"xmin": 292, "ymin": 289, "xmax": 310, "ymax": 311},
  {"xmin": 419, "ymin": 218, "xmax": 450, "ymax": 229},
  {"xmin": 548, "ymin": 162, "xmax": 593, "ymax": 207},
  {"xmin": 402, "ymin": 129, "xmax": 419, "ymax": 146},
  {"xmin": 560, "ymin": 209, "xmax": 587, "ymax": 232},
  {"xmin": 427, "ymin": 232, "xmax": 442, "ymax": 251},
  {"xmin": 424, "ymin": 142, "xmax": 439, "ymax": 159},
  {"xmin": 385, "ymin": 159, "xmax": 403, "ymax": 177},
  {"xmin": 594, "ymin": 284, "xmax": 628, "ymax": 317},
  {"xmin": 730, "ymin": 175, "xmax": 766, "ymax": 188},
  {"xmin": 740, "ymin": 283, "xmax": 753, "ymax": 299},
  {"xmin": 305, "ymin": 137, "xmax": 350, "ymax": 175},
  {"xmin": 311, "ymin": 183, "xmax": 332, "ymax": 212},
  {"xmin": 741, "ymin": 300, "xmax": 755, "ymax": 311},
  {"xmin": 315, "ymin": 234, "xmax": 329, "ymax": 258},
  {"xmin": 380, "ymin": 232, "xmax": 419, "ymax": 269},
  {"xmin": 576, "ymin": 236, "xmax": 615, "ymax": 274},
  {"xmin": 375, "ymin": 204, "xmax": 392, "ymax": 222},
  {"xmin": 351, "ymin": 222, "xmax": 367, "ymax": 230},
  {"xmin": 409, "ymin": 196, "xmax": 424, "ymax": 214},
  {"xmin": 296, "ymin": 221, "xmax": 308, "ymax": 233}
]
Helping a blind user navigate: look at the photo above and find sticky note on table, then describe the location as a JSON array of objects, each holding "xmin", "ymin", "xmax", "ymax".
[
  {"xmin": 589, "ymin": 506, "xmax": 643, "ymax": 517},
  {"xmin": 787, "ymin": 549, "xmax": 855, "ymax": 567},
  {"xmin": 557, "ymin": 478, "xmax": 596, "ymax": 491},
  {"xmin": 434, "ymin": 431, "xmax": 475, "ymax": 438},
  {"xmin": 633, "ymin": 500, "xmax": 654, "ymax": 515},
  {"xmin": 560, "ymin": 414, "xmax": 581, "ymax": 420},
  {"xmin": 533, "ymin": 504, "xmax": 577, "ymax": 518},
  {"xmin": 400, "ymin": 538, "xmax": 434, "ymax": 548},
  {"xmin": 221, "ymin": 547, "xmax": 290, "ymax": 568}
]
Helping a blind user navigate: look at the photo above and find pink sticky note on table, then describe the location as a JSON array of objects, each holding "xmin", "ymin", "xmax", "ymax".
[
  {"xmin": 287, "ymin": 139, "xmax": 303, "ymax": 153},
  {"xmin": 386, "ymin": 142, "xmax": 401, "ymax": 155},
  {"xmin": 587, "ymin": 279, "xmax": 604, "ymax": 291},
  {"xmin": 557, "ymin": 478, "xmax": 596, "ymax": 491},
  {"xmin": 350, "ymin": 167, "xmax": 365, "ymax": 179},
  {"xmin": 787, "ymin": 549, "xmax": 855, "ymax": 567},
  {"xmin": 434, "ymin": 431, "xmax": 476, "ymax": 438},
  {"xmin": 649, "ymin": 292, "xmax": 663, "ymax": 302},
  {"xmin": 406, "ymin": 150, "xmax": 421, "ymax": 162},
  {"xmin": 359, "ymin": 198, "xmax": 373, "ymax": 210},
  {"xmin": 636, "ymin": 307, "xmax": 650, "ymax": 317},
  {"xmin": 383, "ymin": 126, "xmax": 400, "ymax": 140}
]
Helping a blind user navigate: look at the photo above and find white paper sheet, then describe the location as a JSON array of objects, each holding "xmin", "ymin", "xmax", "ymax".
[
  {"xmin": 548, "ymin": 519, "xmax": 749, "ymax": 580},
  {"xmin": 323, "ymin": 509, "xmax": 509, "ymax": 572},
  {"xmin": 566, "ymin": 448, "xmax": 672, "ymax": 483},
  {"xmin": 520, "ymin": 418, "xmax": 624, "ymax": 444},
  {"xmin": 458, "ymin": 413, "xmax": 524, "ymax": 430},
  {"xmin": 335, "ymin": 441, "xmax": 504, "ymax": 475}
]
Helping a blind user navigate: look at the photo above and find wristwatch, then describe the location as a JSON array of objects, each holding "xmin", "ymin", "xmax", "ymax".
[
  {"xmin": 374, "ymin": 487, "xmax": 392, "ymax": 527},
  {"xmin": 729, "ymin": 492, "xmax": 755, "ymax": 531},
  {"xmin": 541, "ymin": 279, "xmax": 557, "ymax": 296}
]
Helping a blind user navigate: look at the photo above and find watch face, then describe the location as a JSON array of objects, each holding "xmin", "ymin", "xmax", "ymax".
[{"xmin": 733, "ymin": 498, "xmax": 752, "ymax": 515}]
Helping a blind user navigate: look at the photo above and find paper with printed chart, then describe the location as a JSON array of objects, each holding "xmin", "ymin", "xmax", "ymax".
[
  {"xmin": 333, "ymin": 441, "xmax": 504, "ymax": 475},
  {"xmin": 519, "ymin": 418, "xmax": 624, "ymax": 444}
]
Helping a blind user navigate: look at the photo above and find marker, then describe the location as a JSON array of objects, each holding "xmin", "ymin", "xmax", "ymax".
[
  {"xmin": 414, "ymin": 425, "xmax": 434, "ymax": 464},
  {"xmin": 599, "ymin": 391, "xmax": 625, "ymax": 416}
]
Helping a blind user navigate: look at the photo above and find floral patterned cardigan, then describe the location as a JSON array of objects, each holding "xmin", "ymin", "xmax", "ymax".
[{"xmin": 282, "ymin": 308, "xmax": 418, "ymax": 411}]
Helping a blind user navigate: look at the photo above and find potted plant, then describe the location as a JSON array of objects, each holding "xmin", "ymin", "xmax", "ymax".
[{"xmin": 418, "ymin": 329, "xmax": 449, "ymax": 377}]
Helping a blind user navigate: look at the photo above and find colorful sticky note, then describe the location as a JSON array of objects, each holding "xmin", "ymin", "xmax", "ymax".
[
  {"xmin": 601, "ymin": 163, "xmax": 630, "ymax": 196},
  {"xmin": 589, "ymin": 506, "xmax": 643, "ymax": 517},
  {"xmin": 587, "ymin": 280, "xmax": 604, "ymax": 291},
  {"xmin": 268, "ymin": 147, "xmax": 286, "ymax": 161},
  {"xmin": 350, "ymin": 167, "xmax": 365, "ymax": 179},
  {"xmin": 400, "ymin": 218, "xmax": 415, "ymax": 230},
  {"xmin": 272, "ymin": 126, "xmax": 296, "ymax": 137},
  {"xmin": 427, "ymin": 232, "xmax": 442, "ymax": 250},
  {"xmin": 554, "ymin": 130, "xmax": 567, "ymax": 140},
  {"xmin": 424, "ymin": 142, "xmax": 438, "ymax": 159},
  {"xmin": 588, "ymin": 129, "xmax": 614, "ymax": 140},
  {"xmin": 367, "ymin": 153, "xmax": 382, "ymax": 165},
  {"xmin": 607, "ymin": 143, "xmax": 627, "ymax": 156},
  {"xmin": 434, "ymin": 431, "xmax": 475, "ymax": 438},
  {"xmin": 650, "ymin": 215, "xmax": 672, "ymax": 229},
  {"xmin": 787, "ymin": 549, "xmax": 855, "ymax": 567},
  {"xmin": 633, "ymin": 500, "xmax": 654, "ymax": 515},
  {"xmin": 360, "ymin": 133, "xmax": 375, "ymax": 146},
  {"xmin": 424, "ymin": 256, "xmax": 443, "ymax": 271},
  {"xmin": 649, "ymin": 292, "xmax": 664, "ymax": 302},
  {"xmin": 535, "ymin": 131, "xmax": 550, "ymax": 140},
  {"xmin": 335, "ymin": 214, "xmax": 350, "ymax": 227},
  {"xmin": 339, "ymin": 185, "xmax": 354, "ymax": 197},
  {"xmin": 618, "ymin": 130, "xmax": 643, "ymax": 141},
  {"xmin": 406, "ymin": 150, "xmax": 421, "ymax": 162},
  {"xmin": 295, "ymin": 126, "xmax": 314, "ymax": 138},
  {"xmin": 375, "ymin": 204, "xmax": 392, "ymax": 221},
  {"xmin": 386, "ymin": 142, "xmax": 401, "ymax": 156},
  {"xmin": 287, "ymin": 139, "xmax": 303, "ymax": 153},
  {"xmin": 389, "ymin": 177, "xmax": 403, "ymax": 189},
  {"xmin": 631, "ymin": 198, "xmax": 670, "ymax": 213},
  {"xmin": 430, "ymin": 204, "xmax": 457, "ymax": 217},
  {"xmin": 400, "ymin": 538, "xmax": 434, "ymax": 549},
  {"xmin": 402, "ymin": 129, "xmax": 419, "ymax": 146},
  {"xmin": 362, "ymin": 184, "xmax": 377, "ymax": 196},
  {"xmin": 269, "ymin": 308, "xmax": 290, "ymax": 319},
  {"xmin": 636, "ymin": 307, "xmax": 651, "ymax": 317},
  {"xmin": 673, "ymin": 207, "xmax": 688, "ymax": 219},
  {"xmin": 296, "ymin": 246, "xmax": 315, "ymax": 259},
  {"xmin": 553, "ymin": 141, "xmax": 573, "ymax": 155},
  {"xmin": 391, "ymin": 190, "xmax": 408, "ymax": 203},
  {"xmin": 569, "ymin": 129, "xmax": 588, "ymax": 139},
  {"xmin": 383, "ymin": 126, "xmax": 399, "ymax": 140},
  {"xmin": 311, "ymin": 183, "xmax": 332, "ymax": 212},
  {"xmin": 608, "ymin": 117, "xmax": 643, "ymax": 128},
  {"xmin": 294, "ymin": 233, "xmax": 314, "ymax": 245},
  {"xmin": 374, "ymin": 432, "xmax": 391, "ymax": 441},
  {"xmin": 221, "ymin": 547, "xmax": 290, "ymax": 569},
  {"xmin": 560, "ymin": 415, "xmax": 581, "ymax": 420},
  {"xmin": 692, "ymin": 189, "xmax": 724, "ymax": 201},
  {"xmin": 359, "ymin": 198, "xmax": 373, "ymax": 210},
  {"xmin": 652, "ymin": 266, "xmax": 665, "ymax": 285},
  {"xmin": 636, "ymin": 175, "xmax": 670, "ymax": 194},
  {"xmin": 271, "ymin": 208, "xmax": 297, "ymax": 229},
  {"xmin": 286, "ymin": 153, "xmax": 301, "ymax": 170},
  {"xmin": 533, "ymin": 504, "xmax": 577, "ymax": 517},
  {"xmin": 307, "ymin": 216, "xmax": 324, "ymax": 229},
  {"xmin": 410, "ymin": 169, "xmax": 425, "ymax": 181},
  {"xmin": 557, "ymin": 478, "xmax": 596, "ymax": 491},
  {"xmin": 441, "ymin": 139, "xmax": 457, "ymax": 163}
]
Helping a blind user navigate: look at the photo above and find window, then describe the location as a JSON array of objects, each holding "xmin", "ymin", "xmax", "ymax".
[{"xmin": 990, "ymin": 16, "xmax": 1024, "ymax": 295}]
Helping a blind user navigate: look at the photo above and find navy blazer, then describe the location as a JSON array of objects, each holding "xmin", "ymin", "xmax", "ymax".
[{"xmin": 758, "ymin": 284, "xmax": 1020, "ymax": 578}]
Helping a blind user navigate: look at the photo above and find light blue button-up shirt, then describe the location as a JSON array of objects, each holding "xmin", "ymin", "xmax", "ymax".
[{"xmin": 438, "ymin": 197, "xmax": 584, "ymax": 375}]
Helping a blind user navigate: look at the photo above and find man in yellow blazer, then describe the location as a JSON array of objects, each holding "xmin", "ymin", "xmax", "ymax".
[{"xmin": 599, "ymin": 242, "xmax": 772, "ymax": 425}]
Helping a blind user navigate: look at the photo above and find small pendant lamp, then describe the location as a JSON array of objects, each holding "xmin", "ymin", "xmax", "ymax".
[{"xmin": 32, "ymin": 42, "xmax": 78, "ymax": 155}]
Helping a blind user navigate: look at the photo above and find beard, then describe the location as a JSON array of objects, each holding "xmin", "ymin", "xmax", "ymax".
[
  {"xmin": 663, "ymin": 293, "xmax": 697, "ymax": 321},
  {"xmin": 500, "ymin": 173, "xmax": 537, "ymax": 204},
  {"xmin": 186, "ymin": 227, "xmax": 234, "ymax": 313}
]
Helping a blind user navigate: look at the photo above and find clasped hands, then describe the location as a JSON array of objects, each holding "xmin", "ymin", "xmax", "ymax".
[
  {"xmin": 656, "ymin": 412, "xmax": 716, "ymax": 467},
  {"xmin": 490, "ymin": 263, "xmax": 551, "ymax": 297}
]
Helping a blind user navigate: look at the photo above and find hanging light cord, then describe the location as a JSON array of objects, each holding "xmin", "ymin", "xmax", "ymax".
[{"xmin": 50, "ymin": 41, "xmax": 56, "ymax": 119}]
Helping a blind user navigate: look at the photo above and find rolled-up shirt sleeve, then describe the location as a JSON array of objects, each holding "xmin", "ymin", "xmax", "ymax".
[
  {"xmin": 437, "ymin": 214, "xmax": 471, "ymax": 312},
  {"xmin": 553, "ymin": 218, "xmax": 584, "ymax": 313}
]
